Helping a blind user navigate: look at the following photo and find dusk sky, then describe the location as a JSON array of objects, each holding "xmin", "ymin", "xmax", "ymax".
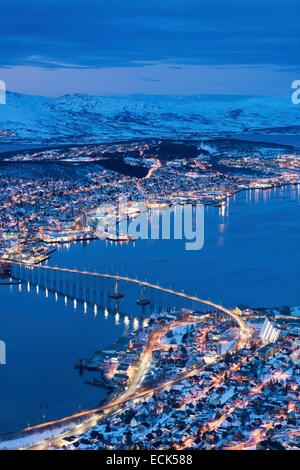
[{"xmin": 0, "ymin": 0, "xmax": 299, "ymax": 96}]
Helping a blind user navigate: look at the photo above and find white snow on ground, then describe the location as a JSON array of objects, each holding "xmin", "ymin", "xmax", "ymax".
[
  {"xmin": 221, "ymin": 339, "xmax": 235, "ymax": 354},
  {"xmin": 1, "ymin": 92, "xmax": 300, "ymax": 143},
  {"xmin": 291, "ymin": 306, "xmax": 300, "ymax": 317},
  {"xmin": 161, "ymin": 325, "xmax": 188, "ymax": 346},
  {"xmin": 220, "ymin": 387, "xmax": 236, "ymax": 405}
]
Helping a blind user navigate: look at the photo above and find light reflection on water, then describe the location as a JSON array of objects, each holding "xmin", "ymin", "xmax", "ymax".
[
  {"xmin": 0, "ymin": 184, "xmax": 299, "ymax": 433},
  {"xmin": 51, "ymin": 184, "xmax": 300, "ymax": 307},
  {"xmin": 0, "ymin": 277, "xmax": 145, "ymax": 433}
]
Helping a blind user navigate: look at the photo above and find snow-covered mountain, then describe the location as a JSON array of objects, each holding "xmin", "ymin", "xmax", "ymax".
[{"xmin": 0, "ymin": 92, "xmax": 299, "ymax": 143}]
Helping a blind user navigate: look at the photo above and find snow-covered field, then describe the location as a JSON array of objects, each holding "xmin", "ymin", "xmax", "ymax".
[
  {"xmin": 291, "ymin": 306, "xmax": 300, "ymax": 317},
  {"xmin": 0, "ymin": 92, "xmax": 299, "ymax": 143}
]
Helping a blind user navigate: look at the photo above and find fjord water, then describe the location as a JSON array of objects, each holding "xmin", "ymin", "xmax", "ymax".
[
  {"xmin": 51, "ymin": 184, "xmax": 300, "ymax": 308},
  {"xmin": 0, "ymin": 184, "xmax": 299, "ymax": 433},
  {"xmin": 0, "ymin": 282, "xmax": 126, "ymax": 433}
]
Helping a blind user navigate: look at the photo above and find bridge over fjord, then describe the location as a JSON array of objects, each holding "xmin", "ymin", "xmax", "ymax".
[
  {"xmin": 0, "ymin": 262, "xmax": 251, "ymax": 448},
  {"xmin": 9, "ymin": 263, "xmax": 250, "ymax": 342},
  {"xmin": 10, "ymin": 263, "xmax": 217, "ymax": 316}
]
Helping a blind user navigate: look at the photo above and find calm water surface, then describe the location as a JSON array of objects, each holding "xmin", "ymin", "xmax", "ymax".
[{"xmin": 0, "ymin": 185, "xmax": 299, "ymax": 433}]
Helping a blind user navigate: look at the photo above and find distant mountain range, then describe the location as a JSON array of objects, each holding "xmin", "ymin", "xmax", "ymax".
[{"xmin": 0, "ymin": 92, "xmax": 299, "ymax": 143}]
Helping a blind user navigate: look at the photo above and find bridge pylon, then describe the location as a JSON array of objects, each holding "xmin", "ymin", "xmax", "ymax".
[
  {"xmin": 136, "ymin": 286, "xmax": 150, "ymax": 306},
  {"xmin": 109, "ymin": 280, "xmax": 124, "ymax": 300}
]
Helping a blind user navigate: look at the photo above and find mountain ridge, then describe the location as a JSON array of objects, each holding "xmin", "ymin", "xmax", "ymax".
[{"xmin": 0, "ymin": 91, "xmax": 299, "ymax": 143}]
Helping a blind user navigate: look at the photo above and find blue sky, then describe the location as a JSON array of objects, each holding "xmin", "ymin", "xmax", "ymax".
[{"xmin": 0, "ymin": 0, "xmax": 299, "ymax": 95}]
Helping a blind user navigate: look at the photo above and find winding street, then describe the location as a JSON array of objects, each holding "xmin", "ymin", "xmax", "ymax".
[{"xmin": 0, "ymin": 263, "xmax": 253, "ymax": 450}]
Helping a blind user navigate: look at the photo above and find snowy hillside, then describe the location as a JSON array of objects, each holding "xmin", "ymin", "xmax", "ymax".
[{"xmin": 0, "ymin": 92, "xmax": 299, "ymax": 143}]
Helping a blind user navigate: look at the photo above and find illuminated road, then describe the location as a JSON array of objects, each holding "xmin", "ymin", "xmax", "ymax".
[
  {"xmin": 27, "ymin": 361, "xmax": 209, "ymax": 450},
  {"xmin": 2, "ymin": 262, "xmax": 252, "ymax": 449},
  {"xmin": 11, "ymin": 263, "xmax": 252, "ymax": 348},
  {"xmin": 136, "ymin": 159, "xmax": 161, "ymax": 193},
  {"xmin": 0, "ymin": 313, "xmax": 208, "ymax": 450},
  {"xmin": 176, "ymin": 368, "xmax": 292, "ymax": 450},
  {"xmin": 26, "ymin": 318, "xmax": 208, "ymax": 450},
  {"xmin": 123, "ymin": 318, "xmax": 198, "ymax": 399}
]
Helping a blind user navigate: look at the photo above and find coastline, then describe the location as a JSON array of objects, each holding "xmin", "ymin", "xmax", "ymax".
[{"xmin": 1, "ymin": 179, "xmax": 299, "ymax": 267}]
